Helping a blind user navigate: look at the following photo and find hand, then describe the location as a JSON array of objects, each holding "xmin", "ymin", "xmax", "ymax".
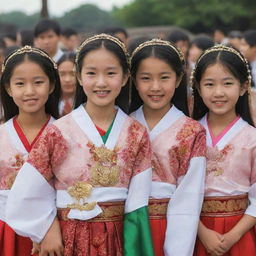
[
  {"xmin": 39, "ymin": 218, "xmax": 64, "ymax": 256},
  {"xmin": 198, "ymin": 227, "xmax": 226, "ymax": 256},
  {"xmin": 219, "ymin": 231, "xmax": 241, "ymax": 253},
  {"xmin": 31, "ymin": 242, "xmax": 40, "ymax": 255}
]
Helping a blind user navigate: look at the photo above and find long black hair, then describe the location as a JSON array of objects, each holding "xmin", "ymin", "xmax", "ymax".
[
  {"xmin": 192, "ymin": 46, "xmax": 254, "ymax": 126},
  {"xmin": 74, "ymin": 35, "xmax": 130, "ymax": 113},
  {"xmin": 129, "ymin": 41, "xmax": 189, "ymax": 115},
  {"xmin": 0, "ymin": 48, "xmax": 60, "ymax": 121}
]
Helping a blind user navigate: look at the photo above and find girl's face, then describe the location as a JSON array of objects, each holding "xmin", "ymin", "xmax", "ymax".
[
  {"xmin": 78, "ymin": 47, "xmax": 128, "ymax": 109},
  {"xmin": 135, "ymin": 56, "xmax": 179, "ymax": 112},
  {"xmin": 199, "ymin": 63, "xmax": 246, "ymax": 118},
  {"xmin": 7, "ymin": 60, "xmax": 52, "ymax": 115},
  {"xmin": 58, "ymin": 60, "xmax": 76, "ymax": 96}
]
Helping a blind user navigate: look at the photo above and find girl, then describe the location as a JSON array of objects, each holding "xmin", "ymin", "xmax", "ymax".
[
  {"xmin": 192, "ymin": 45, "xmax": 256, "ymax": 256},
  {"xmin": 57, "ymin": 52, "xmax": 77, "ymax": 117},
  {"xmin": 130, "ymin": 38, "xmax": 206, "ymax": 255},
  {"xmin": 0, "ymin": 45, "xmax": 60, "ymax": 256},
  {"xmin": 6, "ymin": 34, "xmax": 154, "ymax": 256}
]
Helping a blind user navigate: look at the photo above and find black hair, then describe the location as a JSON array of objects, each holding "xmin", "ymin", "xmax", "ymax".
[
  {"xmin": 192, "ymin": 48, "xmax": 254, "ymax": 126},
  {"xmin": 34, "ymin": 19, "xmax": 61, "ymax": 37},
  {"xmin": 243, "ymin": 30, "xmax": 256, "ymax": 47},
  {"xmin": 129, "ymin": 43, "xmax": 189, "ymax": 115},
  {"xmin": 19, "ymin": 29, "xmax": 34, "ymax": 46},
  {"xmin": 190, "ymin": 35, "xmax": 214, "ymax": 51},
  {"xmin": 0, "ymin": 48, "xmax": 60, "ymax": 121},
  {"xmin": 228, "ymin": 30, "xmax": 242, "ymax": 39},
  {"xmin": 101, "ymin": 27, "xmax": 128, "ymax": 39},
  {"xmin": 4, "ymin": 32, "xmax": 17, "ymax": 42},
  {"xmin": 4, "ymin": 45, "xmax": 20, "ymax": 58},
  {"xmin": 61, "ymin": 27, "xmax": 78, "ymax": 38},
  {"xmin": 167, "ymin": 29, "xmax": 189, "ymax": 43},
  {"xmin": 74, "ymin": 37, "xmax": 130, "ymax": 113},
  {"xmin": 128, "ymin": 36, "xmax": 153, "ymax": 54}
]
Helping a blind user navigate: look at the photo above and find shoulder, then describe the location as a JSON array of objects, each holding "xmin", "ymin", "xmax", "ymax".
[{"xmin": 180, "ymin": 116, "xmax": 206, "ymax": 136}]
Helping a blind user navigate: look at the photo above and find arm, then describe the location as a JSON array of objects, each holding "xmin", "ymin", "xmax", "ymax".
[
  {"xmin": 164, "ymin": 129, "xmax": 206, "ymax": 256},
  {"xmin": 6, "ymin": 125, "xmax": 68, "ymax": 243}
]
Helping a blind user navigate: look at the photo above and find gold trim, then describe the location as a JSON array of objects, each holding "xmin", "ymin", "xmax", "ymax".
[
  {"xmin": 2, "ymin": 45, "xmax": 57, "ymax": 73},
  {"xmin": 201, "ymin": 194, "xmax": 248, "ymax": 217},
  {"xmin": 131, "ymin": 38, "xmax": 184, "ymax": 64},
  {"xmin": 75, "ymin": 33, "xmax": 129, "ymax": 64},
  {"xmin": 148, "ymin": 198, "xmax": 169, "ymax": 220},
  {"xmin": 58, "ymin": 201, "xmax": 125, "ymax": 222}
]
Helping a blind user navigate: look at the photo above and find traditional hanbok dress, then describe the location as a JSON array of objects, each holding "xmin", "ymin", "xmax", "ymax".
[
  {"xmin": 6, "ymin": 105, "xmax": 154, "ymax": 256},
  {"xmin": 132, "ymin": 105, "xmax": 206, "ymax": 256},
  {"xmin": 194, "ymin": 115, "xmax": 256, "ymax": 256},
  {"xmin": 0, "ymin": 116, "xmax": 53, "ymax": 256}
]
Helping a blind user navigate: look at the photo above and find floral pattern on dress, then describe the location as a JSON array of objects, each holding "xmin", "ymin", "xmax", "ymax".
[
  {"xmin": 206, "ymin": 144, "xmax": 233, "ymax": 176},
  {"xmin": 169, "ymin": 119, "xmax": 206, "ymax": 179},
  {"xmin": 27, "ymin": 125, "xmax": 69, "ymax": 181}
]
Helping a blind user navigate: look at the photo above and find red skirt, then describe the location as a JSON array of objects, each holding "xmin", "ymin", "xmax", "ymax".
[
  {"xmin": 57, "ymin": 201, "xmax": 124, "ymax": 256},
  {"xmin": 148, "ymin": 198, "xmax": 169, "ymax": 256},
  {"xmin": 0, "ymin": 220, "xmax": 33, "ymax": 256},
  {"xmin": 194, "ymin": 194, "xmax": 256, "ymax": 256}
]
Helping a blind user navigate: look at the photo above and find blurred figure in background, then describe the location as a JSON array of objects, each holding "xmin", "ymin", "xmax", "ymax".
[
  {"xmin": 17, "ymin": 29, "xmax": 34, "ymax": 47},
  {"xmin": 60, "ymin": 27, "xmax": 79, "ymax": 53},
  {"xmin": 57, "ymin": 52, "xmax": 77, "ymax": 117},
  {"xmin": 227, "ymin": 30, "xmax": 242, "ymax": 50},
  {"xmin": 34, "ymin": 18, "xmax": 63, "ymax": 62},
  {"xmin": 240, "ymin": 30, "xmax": 256, "ymax": 87},
  {"xmin": 102, "ymin": 26, "xmax": 129, "ymax": 48}
]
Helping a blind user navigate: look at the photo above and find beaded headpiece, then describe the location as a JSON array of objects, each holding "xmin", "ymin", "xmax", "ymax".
[
  {"xmin": 130, "ymin": 38, "xmax": 185, "ymax": 64},
  {"xmin": 190, "ymin": 44, "xmax": 252, "ymax": 89},
  {"xmin": 75, "ymin": 33, "xmax": 129, "ymax": 64},
  {"xmin": 2, "ymin": 45, "xmax": 57, "ymax": 73}
]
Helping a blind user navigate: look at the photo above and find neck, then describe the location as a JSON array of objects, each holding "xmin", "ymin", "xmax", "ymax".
[
  {"xmin": 62, "ymin": 93, "xmax": 74, "ymax": 101},
  {"xmin": 143, "ymin": 104, "xmax": 171, "ymax": 130},
  {"xmin": 85, "ymin": 102, "xmax": 116, "ymax": 130},
  {"xmin": 17, "ymin": 110, "xmax": 49, "ymax": 129},
  {"xmin": 208, "ymin": 110, "xmax": 237, "ymax": 129}
]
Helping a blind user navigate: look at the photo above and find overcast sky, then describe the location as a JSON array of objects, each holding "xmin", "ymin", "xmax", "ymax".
[{"xmin": 0, "ymin": 0, "xmax": 132, "ymax": 16}]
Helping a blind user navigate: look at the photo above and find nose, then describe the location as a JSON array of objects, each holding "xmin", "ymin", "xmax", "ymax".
[
  {"xmin": 150, "ymin": 79, "xmax": 161, "ymax": 91},
  {"xmin": 96, "ymin": 74, "xmax": 107, "ymax": 87},
  {"xmin": 213, "ymin": 84, "xmax": 225, "ymax": 97},
  {"xmin": 24, "ymin": 84, "xmax": 35, "ymax": 95}
]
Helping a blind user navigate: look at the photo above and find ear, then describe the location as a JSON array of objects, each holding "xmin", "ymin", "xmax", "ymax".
[
  {"xmin": 5, "ymin": 85, "xmax": 12, "ymax": 97},
  {"xmin": 175, "ymin": 74, "xmax": 183, "ymax": 88},
  {"xmin": 76, "ymin": 72, "xmax": 83, "ymax": 87},
  {"xmin": 240, "ymin": 81, "xmax": 249, "ymax": 96},
  {"xmin": 122, "ymin": 72, "xmax": 130, "ymax": 87},
  {"xmin": 49, "ymin": 83, "xmax": 55, "ymax": 94}
]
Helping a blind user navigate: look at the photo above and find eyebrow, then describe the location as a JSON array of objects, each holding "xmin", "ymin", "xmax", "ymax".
[
  {"xmin": 84, "ymin": 66, "xmax": 118, "ymax": 70},
  {"xmin": 138, "ymin": 71, "xmax": 172, "ymax": 75},
  {"xmin": 202, "ymin": 77, "xmax": 235, "ymax": 81}
]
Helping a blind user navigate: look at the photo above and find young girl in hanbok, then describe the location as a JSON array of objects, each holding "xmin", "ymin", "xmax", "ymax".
[
  {"xmin": 57, "ymin": 52, "xmax": 77, "ymax": 117},
  {"xmin": 130, "ymin": 38, "xmax": 206, "ymax": 256},
  {"xmin": 0, "ymin": 45, "xmax": 60, "ymax": 256},
  {"xmin": 6, "ymin": 34, "xmax": 154, "ymax": 256},
  {"xmin": 192, "ymin": 45, "xmax": 256, "ymax": 256}
]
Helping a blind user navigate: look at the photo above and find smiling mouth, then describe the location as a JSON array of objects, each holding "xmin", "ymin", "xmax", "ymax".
[
  {"xmin": 148, "ymin": 95, "xmax": 164, "ymax": 101},
  {"xmin": 94, "ymin": 90, "xmax": 110, "ymax": 95},
  {"xmin": 23, "ymin": 99, "xmax": 38, "ymax": 102}
]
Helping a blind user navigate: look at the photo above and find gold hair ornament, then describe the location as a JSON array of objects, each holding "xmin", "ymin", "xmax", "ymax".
[
  {"xmin": 2, "ymin": 45, "xmax": 57, "ymax": 73},
  {"xmin": 190, "ymin": 44, "xmax": 252, "ymax": 90},
  {"xmin": 130, "ymin": 38, "xmax": 185, "ymax": 64},
  {"xmin": 75, "ymin": 33, "xmax": 129, "ymax": 64}
]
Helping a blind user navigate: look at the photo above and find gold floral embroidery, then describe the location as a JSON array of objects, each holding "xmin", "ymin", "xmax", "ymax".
[
  {"xmin": 67, "ymin": 181, "xmax": 97, "ymax": 211},
  {"xmin": 148, "ymin": 198, "xmax": 169, "ymax": 220},
  {"xmin": 201, "ymin": 194, "xmax": 248, "ymax": 217},
  {"xmin": 6, "ymin": 172, "xmax": 18, "ymax": 189},
  {"xmin": 206, "ymin": 144, "xmax": 233, "ymax": 176},
  {"xmin": 88, "ymin": 143, "xmax": 120, "ymax": 187}
]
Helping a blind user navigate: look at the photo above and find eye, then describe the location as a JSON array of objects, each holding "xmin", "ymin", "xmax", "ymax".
[
  {"xmin": 224, "ymin": 82, "xmax": 233, "ymax": 86},
  {"xmin": 161, "ymin": 76, "xmax": 170, "ymax": 80},
  {"xmin": 15, "ymin": 82, "xmax": 24, "ymax": 86},
  {"xmin": 140, "ymin": 76, "xmax": 150, "ymax": 81},
  {"xmin": 204, "ymin": 82, "xmax": 214, "ymax": 87},
  {"xmin": 35, "ymin": 80, "xmax": 44, "ymax": 85},
  {"xmin": 86, "ymin": 72, "xmax": 95, "ymax": 75},
  {"xmin": 108, "ymin": 71, "xmax": 116, "ymax": 76}
]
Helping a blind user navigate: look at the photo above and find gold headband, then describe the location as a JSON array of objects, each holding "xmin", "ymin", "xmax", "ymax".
[
  {"xmin": 2, "ymin": 45, "xmax": 57, "ymax": 73},
  {"xmin": 190, "ymin": 44, "xmax": 252, "ymax": 88},
  {"xmin": 75, "ymin": 33, "xmax": 129, "ymax": 64},
  {"xmin": 131, "ymin": 38, "xmax": 185, "ymax": 64}
]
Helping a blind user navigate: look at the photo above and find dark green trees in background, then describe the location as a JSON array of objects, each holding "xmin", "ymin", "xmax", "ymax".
[{"xmin": 0, "ymin": 0, "xmax": 255, "ymax": 33}]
